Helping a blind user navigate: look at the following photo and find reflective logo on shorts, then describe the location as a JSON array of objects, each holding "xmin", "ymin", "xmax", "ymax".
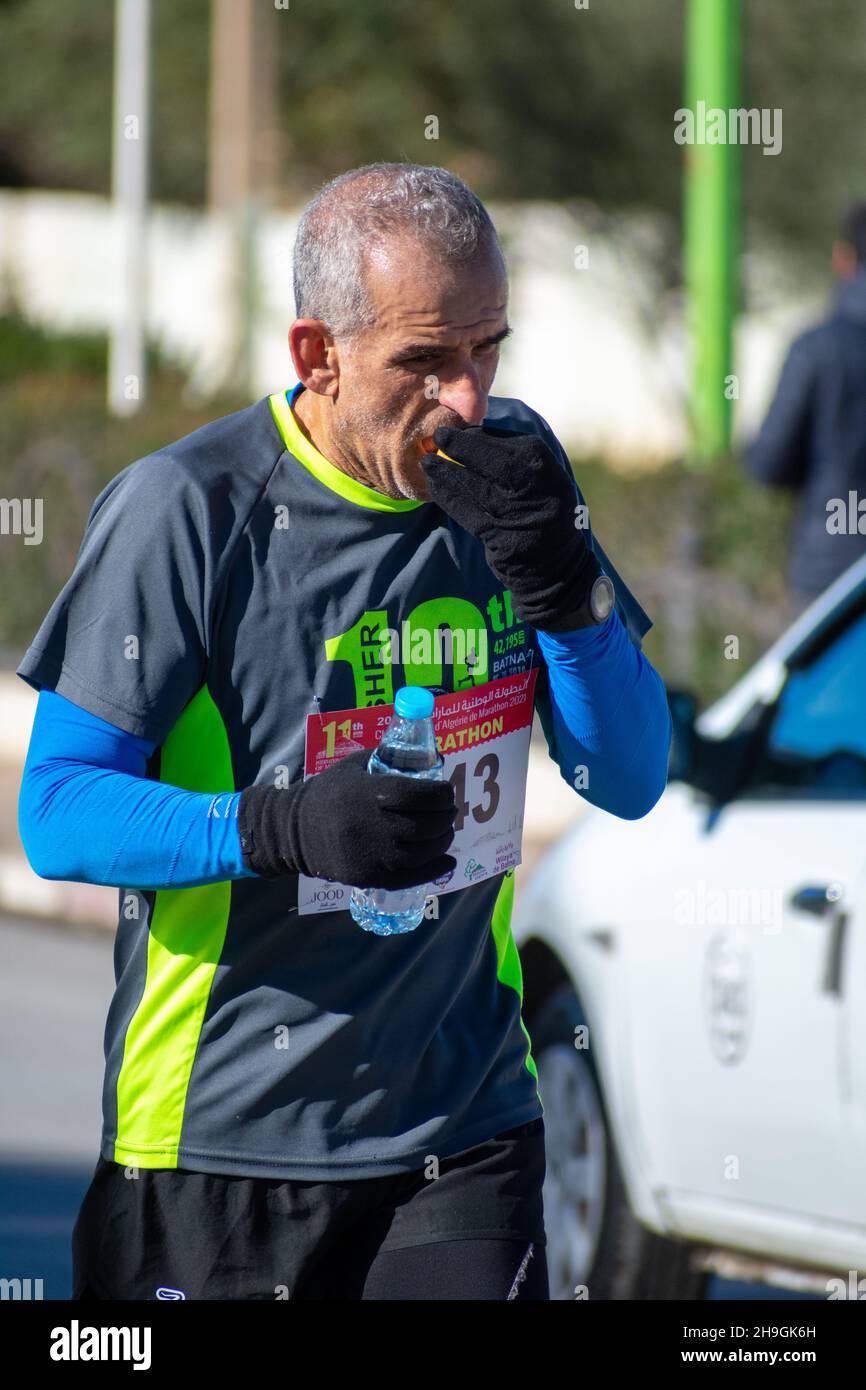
[
  {"xmin": 506, "ymin": 1243, "xmax": 535, "ymax": 1301},
  {"xmin": 155, "ymin": 1286, "xmax": 186, "ymax": 1300}
]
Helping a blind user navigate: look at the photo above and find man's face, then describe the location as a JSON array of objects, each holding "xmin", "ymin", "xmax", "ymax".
[{"xmin": 331, "ymin": 237, "xmax": 510, "ymax": 500}]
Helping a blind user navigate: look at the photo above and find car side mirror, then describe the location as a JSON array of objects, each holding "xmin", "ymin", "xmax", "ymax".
[
  {"xmin": 667, "ymin": 687, "xmax": 698, "ymax": 784},
  {"xmin": 667, "ymin": 686, "xmax": 765, "ymax": 802}
]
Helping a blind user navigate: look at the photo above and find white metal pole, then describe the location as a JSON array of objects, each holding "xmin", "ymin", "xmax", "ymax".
[{"xmin": 108, "ymin": 0, "xmax": 151, "ymax": 417}]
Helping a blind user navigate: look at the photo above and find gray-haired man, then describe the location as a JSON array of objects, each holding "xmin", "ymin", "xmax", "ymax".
[{"xmin": 18, "ymin": 163, "xmax": 670, "ymax": 1300}]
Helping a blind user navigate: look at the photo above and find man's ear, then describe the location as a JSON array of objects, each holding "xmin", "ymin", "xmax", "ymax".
[{"xmin": 288, "ymin": 320, "xmax": 340, "ymax": 396}]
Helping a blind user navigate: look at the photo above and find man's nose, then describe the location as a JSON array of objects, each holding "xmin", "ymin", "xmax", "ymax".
[{"xmin": 436, "ymin": 368, "xmax": 489, "ymax": 427}]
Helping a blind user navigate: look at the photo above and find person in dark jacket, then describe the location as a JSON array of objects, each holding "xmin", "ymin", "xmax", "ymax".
[{"xmin": 744, "ymin": 202, "xmax": 866, "ymax": 618}]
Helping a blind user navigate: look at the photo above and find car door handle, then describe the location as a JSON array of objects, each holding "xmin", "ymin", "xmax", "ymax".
[
  {"xmin": 790, "ymin": 885, "xmax": 847, "ymax": 994},
  {"xmin": 789, "ymin": 884, "xmax": 840, "ymax": 918}
]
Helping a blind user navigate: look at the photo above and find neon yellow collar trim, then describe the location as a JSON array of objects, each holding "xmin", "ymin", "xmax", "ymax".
[{"xmin": 268, "ymin": 388, "xmax": 425, "ymax": 513}]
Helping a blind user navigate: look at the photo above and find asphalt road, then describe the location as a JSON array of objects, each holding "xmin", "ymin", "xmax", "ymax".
[
  {"xmin": 0, "ymin": 912, "xmax": 817, "ymax": 1301},
  {"xmin": 1, "ymin": 912, "xmax": 112, "ymax": 1298}
]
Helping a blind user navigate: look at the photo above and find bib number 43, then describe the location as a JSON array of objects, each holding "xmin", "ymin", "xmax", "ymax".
[{"xmin": 448, "ymin": 752, "xmax": 500, "ymax": 830}]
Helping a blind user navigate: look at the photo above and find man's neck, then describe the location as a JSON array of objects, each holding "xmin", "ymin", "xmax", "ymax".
[
  {"xmin": 291, "ymin": 385, "xmax": 415, "ymax": 497},
  {"xmin": 290, "ymin": 386, "xmax": 318, "ymax": 448},
  {"xmin": 291, "ymin": 387, "xmax": 368, "ymax": 487}
]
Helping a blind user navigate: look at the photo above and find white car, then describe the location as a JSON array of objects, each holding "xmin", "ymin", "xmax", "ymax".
[{"xmin": 515, "ymin": 554, "xmax": 866, "ymax": 1300}]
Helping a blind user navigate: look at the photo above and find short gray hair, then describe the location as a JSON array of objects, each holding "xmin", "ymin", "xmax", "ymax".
[{"xmin": 292, "ymin": 162, "xmax": 504, "ymax": 338}]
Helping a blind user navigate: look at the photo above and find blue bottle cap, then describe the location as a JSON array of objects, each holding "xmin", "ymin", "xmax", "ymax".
[{"xmin": 394, "ymin": 686, "xmax": 435, "ymax": 720}]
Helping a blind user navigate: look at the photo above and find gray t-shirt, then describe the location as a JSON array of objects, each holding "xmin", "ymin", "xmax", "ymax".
[{"xmin": 17, "ymin": 384, "xmax": 651, "ymax": 1180}]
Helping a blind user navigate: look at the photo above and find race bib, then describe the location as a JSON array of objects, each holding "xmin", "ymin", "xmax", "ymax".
[{"xmin": 296, "ymin": 667, "xmax": 539, "ymax": 915}]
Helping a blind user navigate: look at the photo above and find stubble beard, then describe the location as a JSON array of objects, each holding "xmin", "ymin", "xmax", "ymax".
[{"xmin": 336, "ymin": 399, "xmax": 435, "ymax": 502}]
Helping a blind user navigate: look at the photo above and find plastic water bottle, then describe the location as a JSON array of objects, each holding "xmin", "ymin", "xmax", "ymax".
[{"xmin": 349, "ymin": 686, "xmax": 445, "ymax": 937}]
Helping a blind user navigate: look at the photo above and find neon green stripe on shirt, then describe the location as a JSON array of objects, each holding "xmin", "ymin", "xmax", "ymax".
[
  {"xmin": 490, "ymin": 869, "xmax": 541, "ymax": 1094},
  {"xmin": 112, "ymin": 684, "xmax": 234, "ymax": 1167},
  {"xmin": 269, "ymin": 389, "xmax": 426, "ymax": 513}
]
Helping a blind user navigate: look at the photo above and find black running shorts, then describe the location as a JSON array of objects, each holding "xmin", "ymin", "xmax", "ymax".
[{"xmin": 72, "ymin": 1117, "xmax": 548, "ymax": 1301}]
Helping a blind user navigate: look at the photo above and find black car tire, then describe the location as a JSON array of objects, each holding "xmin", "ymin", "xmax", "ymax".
[{"xmin": 528, "ymin": 981, "xmax": 708, "ymax": 1301}]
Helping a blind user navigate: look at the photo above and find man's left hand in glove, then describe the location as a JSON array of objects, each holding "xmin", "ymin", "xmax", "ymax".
[{"xmin": 420, "ymin": 424, "xmax": 611, "ymax": 633}]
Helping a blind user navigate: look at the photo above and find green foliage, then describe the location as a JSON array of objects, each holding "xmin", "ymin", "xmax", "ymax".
[
  {"xmin": 0, "ymin": 313, "xmax": 107, "ymax": 381},
  {"xmin": 0, "ymin": 0, "xmax": 114, "ymax": 192},
  {"xmin": 742, "ymin": 0, "xmax": 866, "ymax": 263},
  {"xmin": 0, "ymin": 0, "xmax": 863, "ymax": 273},
  {"xmin": 571, "ymin": 454, "xmax": 795, "ymax": 705},
  {"xmin": 275, "ymin": 0, "xmax": 683, "ymax": 213},
  {"xmin": 0, "ymin": 318, "xmax": 245, "ymax": 662}
]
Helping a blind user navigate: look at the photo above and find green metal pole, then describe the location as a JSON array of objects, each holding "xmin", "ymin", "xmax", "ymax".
[{"xmin": 684, "ymin": 0, "xmax": 740, "ymax": 468}]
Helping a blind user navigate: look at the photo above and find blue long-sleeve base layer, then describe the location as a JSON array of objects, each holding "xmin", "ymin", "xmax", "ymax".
[
  {"xmin": 532, "ymin": 609, "xmax": 671, "ymax": 821},
  {"xmin": 18, "ymin": 610, "xmax": 670, "ymax": 890},
  {"xmin": 17, "ymin": 689, "xmax": 256, "ymax": 888}
]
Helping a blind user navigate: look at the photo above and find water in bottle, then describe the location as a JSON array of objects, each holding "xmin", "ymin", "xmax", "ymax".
[{"xmin": 349, "ymin": 686, "xmax": 446, "ymax": 936}]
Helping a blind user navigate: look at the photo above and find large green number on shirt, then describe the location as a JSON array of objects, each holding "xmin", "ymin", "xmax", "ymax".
[
  {"xmin": 325, "ymin": 598, "xmax": 489, "ymax": 707},
  {"xmin": 324, "ymin": 609, "xmax": 394, "ymax": 707},
  {"xmin": 400, "ymin": 597, "xmax": 488, "ymax": 690}
]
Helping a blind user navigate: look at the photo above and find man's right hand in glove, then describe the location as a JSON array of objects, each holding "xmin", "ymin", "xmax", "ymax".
[{"xmin": 237, "ymin": 748, "xmax": 458, "ymax": 889}]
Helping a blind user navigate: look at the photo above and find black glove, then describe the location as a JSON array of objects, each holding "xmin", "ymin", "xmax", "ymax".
[
  {"xmin": 237, "ymin": 748, "xmax": 458, "ymax": 889},
  {"xmin": 421, "ymin": 424, "xmax": 604, "ymax": 632}
]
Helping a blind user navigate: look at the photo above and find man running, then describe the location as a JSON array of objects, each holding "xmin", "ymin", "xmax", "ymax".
[{"xmin": 17, "ymin": 162, "xmax": 671, "ymax": 1301}]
